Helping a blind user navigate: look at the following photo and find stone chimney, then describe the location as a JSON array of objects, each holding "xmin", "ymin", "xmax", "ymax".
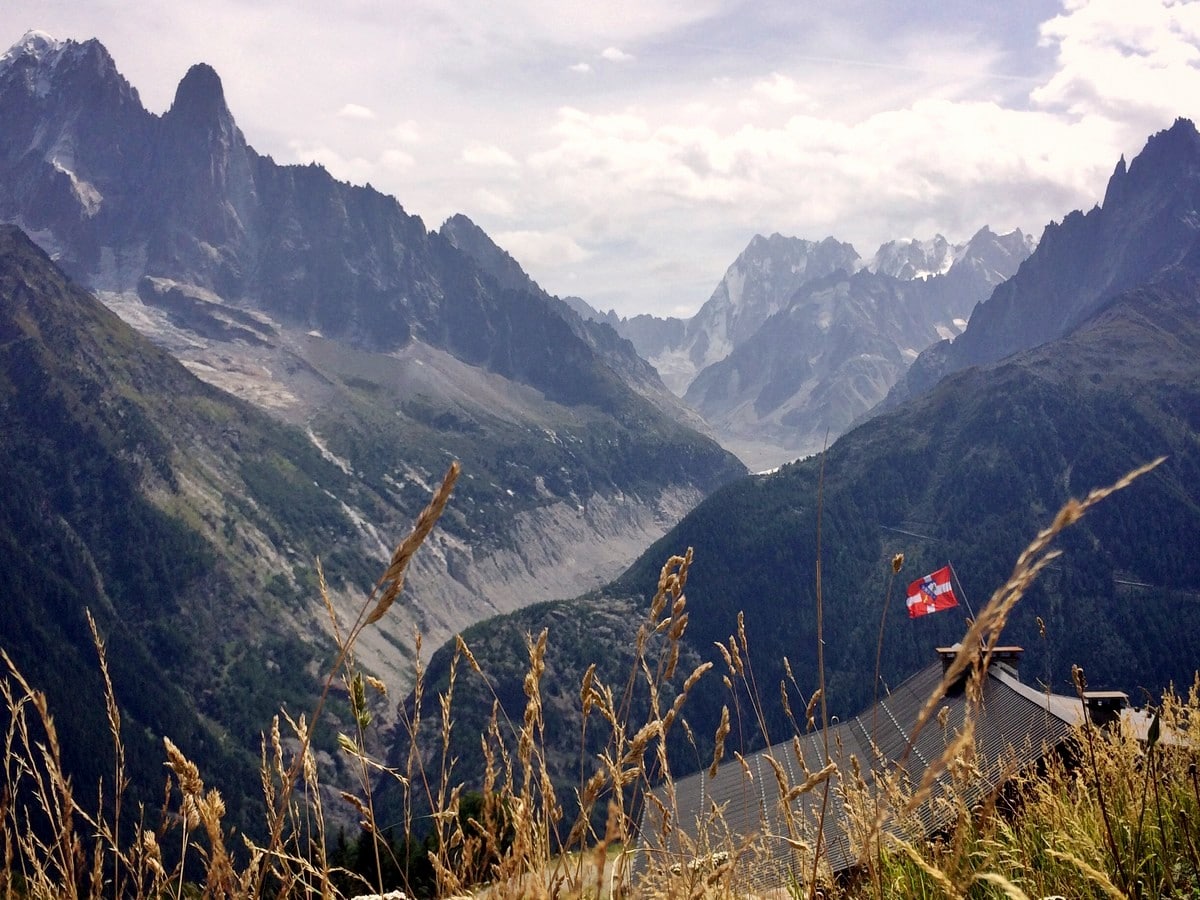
[{"xmin": 1083, "ymin": 691, "xmax": 1129, "ymax": 729}]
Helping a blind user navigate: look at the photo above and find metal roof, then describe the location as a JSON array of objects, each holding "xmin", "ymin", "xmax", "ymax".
[{"xmin": 636, "ymin": 652, "xmax": 1098, "ymax": 892}]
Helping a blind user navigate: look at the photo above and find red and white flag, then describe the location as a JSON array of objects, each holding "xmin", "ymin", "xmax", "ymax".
[{"xmin": 906, "ymin": 566, "xmax": 958, "ymax": 619}]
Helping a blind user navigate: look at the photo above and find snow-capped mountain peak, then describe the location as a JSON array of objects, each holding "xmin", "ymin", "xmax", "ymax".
[
  {"xmin": 0, "ymin": 30, "xmax": 68, "ymax": 83},
  {"xmin": 867, "ymin": 234, "xmax": 959, "ymax": 280},
  {"xmin": 1, "ymin": 30, "xmax": 64, "ymax": 65}
]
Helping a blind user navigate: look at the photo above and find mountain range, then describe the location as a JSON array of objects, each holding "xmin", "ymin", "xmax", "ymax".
[
  {"xmin": 6, "ymin": 25, "xmax": 1200, "ymax": 854},
  {"xmin": 401, "ymin": 120, "xmax": 1200, "ymax": 814},
  {"xmin": 0, "ymin": 29, "xmax": 749, "ymax": 829},
  {"xmin": 572, "ymin": 227, "xmax": 1032, "ymax": 468},
  {"xmin": 0, "ymin": 30, "xmax": 745, "ymax": 697},
  {"xmin": 887, "ymin": 118, "xmax": 1200, "ymax": 408}
]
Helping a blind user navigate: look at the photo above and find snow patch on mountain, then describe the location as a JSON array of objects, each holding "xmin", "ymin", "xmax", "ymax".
[
  {"xmin": 306, "ymin": 427, "xmax": 354, "ymax": 476},
  {"xmin": 0, "ymin": 31, "xmax": 92, "ymax": 99},
  {"xmin": 724, "ymin": 265, "xmax": 748, "ymax": 309},
  {"xmin": 51, "ymin": 159, "xmax": 102, "ymax": 216}
]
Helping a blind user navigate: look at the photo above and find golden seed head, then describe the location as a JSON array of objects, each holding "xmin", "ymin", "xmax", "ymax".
[
  {"xmin": 163, "ymin": 736, "xmax": 203, "ymax": 799},
  {"xmin": 709, "ymin": 705, "xmax": 731, "ymax": 778}
]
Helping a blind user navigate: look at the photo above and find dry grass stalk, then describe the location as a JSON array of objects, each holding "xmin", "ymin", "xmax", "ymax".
[{"xmin": 367, "ymin": 461, "xmax": 460, "ymax": 625}]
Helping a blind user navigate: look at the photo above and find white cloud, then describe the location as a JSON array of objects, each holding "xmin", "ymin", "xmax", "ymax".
[
  {"xmin": 569, "ymin": 61, "xmax": 593, "ymax": 74},
  {"xmin": 461, "ymin": 141, "xmax": 519, "ymax": 167},
  {"xmin": 390, "ymin": 120, "xmax": 422, "ymax": 144},
  {"xmin": 473, "ymin": 187, "xmax": 515, "ymax": 216},
  {"xmin": 381, "ymin": 148, "xmax": 415, "ymax": 168},
  {"xmin": 600, "ymin": 46, "xmax": 634, "ymax": 62},
  {"xmin": 493, "ymin": 229, "xmax": 589, "ymax": 267},
  {"xmin": 1032, "ymin": 0, "xmax": 1200, "ymax": 131},
  {"xmin": 518, "ymin": 94, "xmax": 1123, "ymax": 309},
  {"xmin": 338, "ymin": 103, "xmax": 376, "ymax": 120},
  {"xmin": 751, "ymin": 73, "xmax": 810, "ymax": 107}
]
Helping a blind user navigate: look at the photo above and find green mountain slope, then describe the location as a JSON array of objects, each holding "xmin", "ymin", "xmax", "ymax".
[
  {"xmin": 0, "ymin": 224, "xmax": 393, "ymax": 832},
  {"xmin": 399, "ymin": 248, "xmax": 1200, "ymax": 815}
]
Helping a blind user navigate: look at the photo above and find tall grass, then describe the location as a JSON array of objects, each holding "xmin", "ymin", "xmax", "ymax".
[{"xmin": 1, "ymin": 456, "xmax": 1196, "ymax": 898}]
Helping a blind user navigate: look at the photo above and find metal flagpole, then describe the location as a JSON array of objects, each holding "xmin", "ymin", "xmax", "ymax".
[{"xmin": 947, "ymin": 562, "xmax": 977, "ymax": 621}]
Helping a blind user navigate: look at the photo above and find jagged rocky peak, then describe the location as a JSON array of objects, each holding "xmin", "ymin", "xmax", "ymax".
[
  {"xmin": 440, "ymin": 213, "xmax": 544, "ymax": 297},
  {"xmin": 441, "ymin": 212, "xmax": 486, "ymax": 243},
  {"xmin": 1, "ymin": 30, "xmax": 121, "ymax": 80},
  {"xmin": 955, "ymin": 225, "xmax": 1035, "ymax": 278},
  {"xmin": 156, "ymin": 59, "xmax": 251, "ymax": 225},
  {"xmin": 1101, "ymin": 155, "xmax": 1128, "ymax": 208},
  {"xmin": 165, "ymin": 62, "xmax": 234, "ymax": 129},
  {"xmin": 868, "ymin": 234, "xmax": 956, "ymax": 280},
  {"xmin": 886, "ymin": 119, "xmax": 1200, "ymax": 412},
  {"xmin": 1133, "ymin": 117, "xmax": 1200, "ymax": 172},
  {"xmin": 713, "ymin": 232, "xmax": 858, "ymax": 312},
  {"xmin": 866, "ymin": 227, "xmax": 1034, "ymax": 285},
  {"xmin": 739, "ymin": 232, "xmax": 857, "ymax": 273},
  {"xmin": 0, "ymin": 30, "xmax": 143, "ymax": 131},
  {"xmin": 439, "ymin": 213, "xmax": 508, "ymax": 270},
  {"xmin": 1102, "ymin": 117, "xmax": 1200, "ymax": 207}
]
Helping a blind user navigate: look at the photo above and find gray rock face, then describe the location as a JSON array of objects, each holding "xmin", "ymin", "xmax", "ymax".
[
  {"xmin": 868, "ymin": 234, "xmax": 958, "ymax": 280},
  {"xmin": 0, "ymin": 32, "xmax": 714, "ymax": 419},
  {"xmin": 611, "ymin": 234, "xmax": 861, "ymax": 395},
  {"xmin": 438, "ymin": 212, "xmax": 702, "ymax": 424},
  {"xmin": 569, "ymin": 227, "xmax": 1030, "ymax": 468}
]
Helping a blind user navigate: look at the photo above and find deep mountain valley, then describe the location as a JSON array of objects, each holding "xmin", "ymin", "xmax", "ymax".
[
  {"xmin": 400, "ymin": 121, "xmax": 1200, "ymax": 816},
  {"xmin": 0, "ymin": 31, "xmax": 745, "ymax": 828},
  {"xmin": 4, "ymin": 26, "xmax": 1200, "ymax": 868}
]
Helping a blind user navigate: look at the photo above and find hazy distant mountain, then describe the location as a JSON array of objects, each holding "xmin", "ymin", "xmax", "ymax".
[
  {"xmin": 888, "ymin": 118, "xmax": 1200, "ymax": 408},
  {"xmin": 603, "ymin": 235, "xmax": 862, "ymax": 394},
  {"xmin": 867, "ymin": 234, "xmax": 958, "ymax": 279},
  {"xmin": 684, "ymin": 227, "xmax": 1033, "ymax": 468},
  {"xmin": 403, "ymin": 131, "xmax": 1200, "ymax": 803},
  {"xmin": 561, "ymin": 294, "xmax": 622, "ymax": 330},
  {"xmin": 565, "ymin": 227, "xmax": 1030, "ymax": 469},
  {"xmin": 0, "ymin": 31, "xmax": 744, "ymax": 697}
]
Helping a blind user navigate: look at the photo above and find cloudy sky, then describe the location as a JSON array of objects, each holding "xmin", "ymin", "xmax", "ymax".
[{"xmin": 4, "ymin": 1, "xmax": 1199, "ymax": 318}]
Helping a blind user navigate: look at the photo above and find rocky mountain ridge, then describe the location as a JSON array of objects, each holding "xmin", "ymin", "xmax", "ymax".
[
  {"xmin": 682, "ymin": 225, "xmax": 1033, "ymax": 467},
  {"xmin": 0, "ymin": 30, "xmax": 746, "ymax": 693},
  {"xmin": 0, "ymin": 224, "xmax": 360, "ymax": 832}
]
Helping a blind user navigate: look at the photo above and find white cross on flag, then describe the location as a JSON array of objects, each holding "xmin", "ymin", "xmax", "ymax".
[{"xmin": 906, "ymin": 566, "xmax": 959, "ymax": 619}]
